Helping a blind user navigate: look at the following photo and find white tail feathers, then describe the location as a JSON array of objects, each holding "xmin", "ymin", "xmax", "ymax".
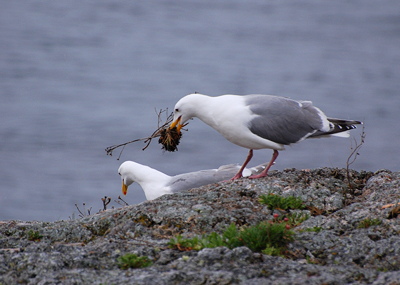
[{"xmin": 330, "ymin": 131, "xmax": 350, "ymax": 138}]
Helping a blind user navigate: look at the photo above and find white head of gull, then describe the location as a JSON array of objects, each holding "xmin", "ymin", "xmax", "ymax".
[
  {"xmin": 118, "ymin": 161, "xmax": 267, "ymax": 200},
  {"xmin": 170, "ymin": 93, "xmax": 362, "ymax": 180}
]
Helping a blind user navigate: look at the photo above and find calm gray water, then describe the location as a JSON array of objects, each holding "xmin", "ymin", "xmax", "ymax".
[{"xmin": 1, "ymin": 0, "xmax": 399, "ymax": 221}]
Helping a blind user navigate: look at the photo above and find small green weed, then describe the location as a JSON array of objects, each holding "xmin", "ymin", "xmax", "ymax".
[
  {"xmin": 259, "ymin": 194, "xmax": 306, "ymax": 210},
  {"xmin": 357, "ymin": 218, "xmax": 382, "ymax": 229},
  {"xmin": 262, "ymin": 246, "xmax": 284, "ymax": 256},
  {"xmin": 27, "ymin": 230, "xmax": 43, "ymax": 241},
  {"xmin": 306, "ymin": 255, "xmax": 320, "ymax": 264},
  {"xmin": 117, "ymin": 253, "xmax": 152, "ymax": 269},
  {"xmin": 302, "ymin": 226, "xmax": 323, "ymax": 233},
  {"xmin": 169, "ymin": 235, "xmax": 204, "ymax": 251},
  {"xmin": 284, "ymin": 212, "xmax": 310, "ymax": 226},
  {"xmin": 239, "ymin": 222, "xmax": 294, "ymax": 252},
  {"xmin": 271, "ymin": 212, "xmax": 310, "ymax": 228}
]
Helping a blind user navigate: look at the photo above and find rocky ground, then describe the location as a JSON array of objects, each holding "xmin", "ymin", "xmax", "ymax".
[{"xmin": 0, "ymin": 168, "xmax": 399, "ymax": 285}]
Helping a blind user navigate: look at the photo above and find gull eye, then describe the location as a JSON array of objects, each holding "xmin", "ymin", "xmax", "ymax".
[
  {"xmin": 175, "ymin": 108, "xmax": 179, "ymax": 112},
  {"xmin": 118, "ymin": 173, "xmax": 121, "ymax": 176}
]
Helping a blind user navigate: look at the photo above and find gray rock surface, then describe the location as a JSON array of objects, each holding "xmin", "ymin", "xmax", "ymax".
[{"xmin": 1, "ymin": 168, "xmax": 399, "ymax": 284}]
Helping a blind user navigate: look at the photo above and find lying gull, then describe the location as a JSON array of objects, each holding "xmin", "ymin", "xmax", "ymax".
[
  {"xmin": 170, "ymin": 93, "xmax": 362, "ymax": 180},
  {"xmin": 118, "ymin": 161, "xmax": 267, "ymax": 200}
]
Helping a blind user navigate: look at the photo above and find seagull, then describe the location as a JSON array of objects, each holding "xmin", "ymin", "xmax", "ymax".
[
  {"xmin": 170, "ymin": 93, "xmax": 362, "ymax": 180},
  {"xmin": 118, "ymin": 161, "xmax": 267, "ymax": 200}
]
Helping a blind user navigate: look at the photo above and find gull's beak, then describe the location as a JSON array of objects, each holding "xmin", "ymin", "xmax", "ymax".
[
  {"xmin": 122, "ymin": 182, "xmax": 128, "ymax": 195},
  {"xmin": 170, "ymin": 115, "xmax": 183, "ymax": 132}
]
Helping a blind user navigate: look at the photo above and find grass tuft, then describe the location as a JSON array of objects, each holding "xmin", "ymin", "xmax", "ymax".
[
  {"xmin": 357, "ymin": 218, "xmax": 382, "ymax": 229},
  {"xmin": 117, "ymin": 253, "xmax": 153, "ymax": 269},
  {"xmin": 27, "ymin": 230, "xmax": 43, "ymax": 242},
  {"xmin": 259, "ymin": 194, "xmax": 306, "ymax": 211},
  {"xmin": 169, "ymin": 222, "xmax": 294, "ymax": 256}
]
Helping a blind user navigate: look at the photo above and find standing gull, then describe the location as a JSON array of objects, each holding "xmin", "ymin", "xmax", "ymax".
[
  {"xmin": 118, "ymin": 161, "xmax": 267, "ymax": 200},
  {"xmin": 170, "ymin": 93, "xmax": 362, "ymax": 180}
]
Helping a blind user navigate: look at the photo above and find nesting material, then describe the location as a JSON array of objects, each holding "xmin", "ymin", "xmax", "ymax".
[
  {"xmin": 105, "ymin": 109, "xmax": 186, "ymax": 157},
  {"xmin": 158, "ymin": 126, "xmax": 182, "ymax": 152}
]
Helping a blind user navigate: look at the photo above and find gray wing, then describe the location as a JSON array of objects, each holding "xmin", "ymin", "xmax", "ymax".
[
  {"xmin": 166, "ymin": 165, "xmax": 242, "ymax": 193},
  {"xmin": 246, "ymin": 95, "xmax": 325, "ymax": 145}
]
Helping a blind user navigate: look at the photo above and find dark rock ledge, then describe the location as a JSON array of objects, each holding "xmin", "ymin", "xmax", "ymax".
[{"xmin": 1, "ymin": 168, "xmax": 399, "ymax": 285}]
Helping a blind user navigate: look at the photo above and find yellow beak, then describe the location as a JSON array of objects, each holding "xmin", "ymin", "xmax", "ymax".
[
  {"xmin": 170, "ymin": 115, "xmax": 183, "ymax": 132},
  {"xmin": 122, "ymin": 182, "xmax": 128, "ymax": 195}
]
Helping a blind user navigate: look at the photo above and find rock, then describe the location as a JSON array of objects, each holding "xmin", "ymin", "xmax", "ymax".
[{"xmin": 0, "ymin": 168, "xmax": 399, "ymax": 284}]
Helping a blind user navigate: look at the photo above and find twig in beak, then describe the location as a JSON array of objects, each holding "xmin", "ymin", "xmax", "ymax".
[{"xmin": 105, "ymin": 108, "xmax": 175, "ymax": 157}]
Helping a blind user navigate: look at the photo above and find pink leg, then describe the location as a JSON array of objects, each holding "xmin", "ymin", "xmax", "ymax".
[
  {"xmin": 249, "ymin": 150, "xmax": 279, "ymax": 179},
  {"xmin": 230, "ymin": 149, "xmax": 254, "ymax": 180}
]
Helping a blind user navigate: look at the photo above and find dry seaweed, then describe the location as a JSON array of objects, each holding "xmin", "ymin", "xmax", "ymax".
[
  {"xmin": 158, "ymin": 126, "xmax": 182, "ymax": 152},
  {"xmin": 105, "ymin": 109, "xmax": 185, "ymax": 159}
]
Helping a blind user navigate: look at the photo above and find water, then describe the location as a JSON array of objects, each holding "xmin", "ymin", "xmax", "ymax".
[{"xmin": 1, "ymin": 0, "xmax": 399, "ymax": 221}]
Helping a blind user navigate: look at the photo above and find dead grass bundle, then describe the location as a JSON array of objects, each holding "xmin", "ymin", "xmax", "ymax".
[{"xmin": 158, "ymin": 126, "xmax": 182, "ymax": 152}]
